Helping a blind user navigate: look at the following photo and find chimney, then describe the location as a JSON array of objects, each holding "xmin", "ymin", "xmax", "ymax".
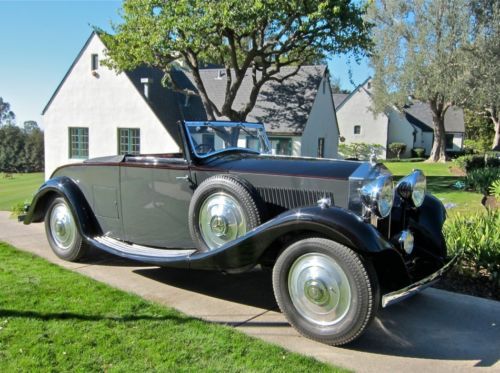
[
  {"xmin": 215, "ymin": 69, "xmax": 224, "ymax": 80},
  {"xmin": 140, "ymin": 78, "xmax": 153, "ymax": 99}
]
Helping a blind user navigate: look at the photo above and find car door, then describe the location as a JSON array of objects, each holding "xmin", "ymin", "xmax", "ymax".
[{"xmin": 120, "ymin": 156, "xmax": 194, "ymax": 248}]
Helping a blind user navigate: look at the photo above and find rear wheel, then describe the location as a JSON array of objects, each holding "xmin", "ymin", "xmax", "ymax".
[
  {"xmin": 272, "ymin": 237, "xmax": 378, "ymax": 346},
  {"xmin": 44, "ymin": 197, "xmax": 88, "ymax": 261}
]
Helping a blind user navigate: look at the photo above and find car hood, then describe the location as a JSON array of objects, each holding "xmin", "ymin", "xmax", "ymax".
[{"xmin": 202, "ymin": 153, "xmax": 377, "ymax": 180}]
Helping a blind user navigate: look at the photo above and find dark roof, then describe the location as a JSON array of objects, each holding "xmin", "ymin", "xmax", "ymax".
[
  {"xmin": 403, "ymin": 102, "xmax": 465, "ymax": 133},
  {"xmin": 172, "ymin": 66, "xmax": 327, "ymax": 134},
  {"xmin": 42, "ymin": 32, "xmax": 328, "ymax": 143},
  {"xmin": 332, "ymin": 93, "xmax": 349, "ymax": 109},
  {"xmin": 125, "ymin": 66, "xmax": 184, "ymax": 144},
  {"xmin": 404, "ymin": 111, "xmax": 433, "ymax": 132},
  {"xmin": 335, "ymin": 77, "xmax": 371, "ymax": 111}
]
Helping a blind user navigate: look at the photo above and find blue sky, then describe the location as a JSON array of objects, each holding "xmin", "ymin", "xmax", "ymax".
[{"xmin": 0, "ymin": 0, "xmax": 371, "ymax": 127}]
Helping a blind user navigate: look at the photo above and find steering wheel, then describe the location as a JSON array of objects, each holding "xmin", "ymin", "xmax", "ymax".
[{"xmin": 195, "ymin": 143, "xmax": 214, "ymax": 154}]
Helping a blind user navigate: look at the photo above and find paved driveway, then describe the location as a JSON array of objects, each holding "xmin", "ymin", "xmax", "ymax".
[{"xmin": 0, "ymin": 211, "xmax": 498, "ymax": 372}]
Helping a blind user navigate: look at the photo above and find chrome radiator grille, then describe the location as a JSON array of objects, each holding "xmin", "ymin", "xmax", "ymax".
[{"xmin": 257, "ymin": 187, "xmax": 334, "ymax": 210}]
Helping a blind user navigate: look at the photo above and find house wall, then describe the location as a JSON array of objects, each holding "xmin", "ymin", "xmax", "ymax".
[
  {"xmin": 42, "ymin": 34, "xmax": 179, "ymax": 179},
  {"xmin": 422, "ymin": 132, "xmax": 434, "ymax": 155},
  {"xmin": 386, "ymin": 109, "xmax": 417, "ymax": 158},
  {"xmin": 448, "ymin": 133, "xmax": 464, "ymax": 151},
  {"xmin": 336, "ymin": 82, "xmax": 388, "ymax": 159},
  {"xmin": 301, "ymin": 76, "xmax": 339, "ymax": 158}
]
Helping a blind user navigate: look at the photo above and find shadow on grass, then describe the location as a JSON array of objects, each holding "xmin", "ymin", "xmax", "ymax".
[{"xmin": 0, "ymin": 309, "xmax": 189, "ymax": 323}]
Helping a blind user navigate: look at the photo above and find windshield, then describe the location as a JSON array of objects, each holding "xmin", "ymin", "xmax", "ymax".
[{"xmin": 185, "ymin": 121, "xmax": 271, "ymax": 158}]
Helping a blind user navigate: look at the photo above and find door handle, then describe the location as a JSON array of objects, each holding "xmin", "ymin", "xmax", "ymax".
[{"xmin": 176, "ymin": 175, "xmax": 189, "ymax": 181}]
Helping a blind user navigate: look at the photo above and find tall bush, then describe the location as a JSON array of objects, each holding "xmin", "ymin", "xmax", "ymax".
[{"xmin": 445, "ymin": 210, "xmax": 500, "ymax": 286}]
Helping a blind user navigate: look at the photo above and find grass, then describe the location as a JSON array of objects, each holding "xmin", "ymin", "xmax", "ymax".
[
  {"xmin": 384, "ymin": 161, "xmax": 484, "ymax": 216},
  {"xmin": 0, "ymin": 242, "xmax": 342, "ymax": 372},
  {"xmin": 0, "ymin": 173, "xmax": 44, "ymax": 211}
]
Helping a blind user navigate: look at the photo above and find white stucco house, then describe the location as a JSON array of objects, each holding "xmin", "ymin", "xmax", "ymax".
[
  {"xmin": 335, "ymin": 79, "xmax": 465, "ymax": 159},
  {"xmin": 42, "ymin": 32, "xmax": 340, "ymax": 178}
]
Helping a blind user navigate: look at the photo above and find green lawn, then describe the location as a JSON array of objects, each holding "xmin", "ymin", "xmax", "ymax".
[
  {"xmin": 0, "ymin": 242, "xmax": 342, "ymax": 372},
  {"xmin": 384, "ymin": 162, "xmax": 484, "ymax": 216},
  {"xmin": 0, "ymin": 173, "xmax": 44, "ymax": 211}
]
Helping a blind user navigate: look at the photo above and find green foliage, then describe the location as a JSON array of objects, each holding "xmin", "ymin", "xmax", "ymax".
[
  {"xmin": 0, "ymin": 243, "xmax": 340, "ymax": 372},
  {"xmin": 101, "ymin": 0, "xmax": 371, "ymax": 121},
  {"xmin": 10, "ymin": 200, "xmax": 28, "ymax": 218},
  {"xmin": 445, "ymin": 210, "xmax": 500, "ymax": 286},
  {"xmin": 462, "ymin": 1, "xmax": 499, "ymax": 150},
  {"xmin": 388, "ymin": 142, "xmax": 406, "ymax": 159},
  {"xmin": 0, "ymin": 97, "xmax": 15, "ymax": 125},
  {"xmin": 411, "ymin": 147, "xmax": 426, "ymax": 158},
  {"xmin": 338, "ymin": 142, "xmax": 384, "ymax": 160},
  {"xmin": 465, "ymin": 167, "xmax": 500, "ymax": 195},
  {"xmin": 0, "ymin": 122, "xmax": 44, "ymax": 172},
  {"xmin": 490, "ymin": 179, "xmax": 500, "ymax": 199},
  {"xmin": 367, "ymin": 0, "xmax": 474, "ymax": 161},
  {"xmin": 463, "ymin": 110, "xmax": 495, "ymax": 153},
  {"xmin": 455, "ymin": 154, "xmax": 500, "ymax": 172}
]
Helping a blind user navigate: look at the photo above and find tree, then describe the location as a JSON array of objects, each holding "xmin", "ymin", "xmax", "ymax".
[
  {"xmin": 330, "ymin": 76, "xmax": 350, "ymax": 94},
  {"xmin": 101, "ymin": 0, "xmax": 371, "ymax": 122},
  {"xmin": 463, "ymin": 0, "xmax": 500, "ymax": 150},
  {"xmin": 388, "ymin": 142, "xmax": 406, "ymax": 159},
  {"xmin": 23, "ymin": 121, "xmax": 44, "ymax": 172},
  {"xmin": 368, "ymin": 0, "xmax": 473, "ymax": 162},
  {"xmin": 0, "ymin": 121, "xmax": 44, "ymax": 173},
  {"xmin": 0, "ymin": 97, "xmax": 15, "ymax": 125},
  {"xmin": 463, "ymin": 109, "xmax": 494, "ymax": 153}
]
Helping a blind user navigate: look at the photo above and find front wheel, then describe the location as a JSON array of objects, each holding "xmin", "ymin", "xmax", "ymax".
[
  {"xmin": 44, "ymin": 197, "xmax": 89, "ymax": 261},
  {"xmin": 272, "ymin": 238, "xmax": 379, "ymax": 346}
]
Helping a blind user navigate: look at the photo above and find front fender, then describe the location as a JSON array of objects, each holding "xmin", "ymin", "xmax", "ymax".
[
  {"xmin": 24, "ymin": 176, "xmax": 101, "ymax": 237},
  {"xmin": 189, "ymin": 206, "xmax": 399, "ymax": 270}
]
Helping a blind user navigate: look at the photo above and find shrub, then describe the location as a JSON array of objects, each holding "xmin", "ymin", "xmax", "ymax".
[
  {"xmin": 490, "ymin": 179, "xmax": 500, "ymax": 199},
  {"xmin": 444, "ymin": 210, "xmax": 500, "ymax": 286},
  {"xmin": 455, "ymin": 154, "xmax": 500, "ymax": 172},
  {"xmin": 411, "ymin": 147, "xmax": 425, "ymax": 158},
  {"xmin": 338, "ymin": 143, "xmax": 384, "ymax": 160},
  {"xmin": 388, "ymin": 142, "xmax": 407, "ymax": 159},
  {"xmin": 465, "ymin": 167, "xmax": 500, "ymax": 195}
]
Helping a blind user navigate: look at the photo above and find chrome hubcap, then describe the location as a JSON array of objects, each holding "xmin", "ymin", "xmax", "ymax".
[
  {"xmin": 199, "ymin": 193, "xmax": 247, "ymax": 250},
  {"xmin": 49, "ymin": 202, "xmax": 76, "ymax": 251},
  {"xmin": 288, "ymin": 253, "xmax": 351, "ymax": 326}
]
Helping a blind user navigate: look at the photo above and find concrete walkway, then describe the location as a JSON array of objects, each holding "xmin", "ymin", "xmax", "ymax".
[{"xmin": 0, "ymin": 211, "xmax": 498, "ymax": 372}]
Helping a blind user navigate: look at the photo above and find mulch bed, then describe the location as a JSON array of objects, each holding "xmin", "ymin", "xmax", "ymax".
[{"xmin": 433, "ymin": 270, "xmax": 499, "ymax": 301}]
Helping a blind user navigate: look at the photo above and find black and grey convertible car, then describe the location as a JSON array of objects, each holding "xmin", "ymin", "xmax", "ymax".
[{"xmin": 24, "ymin": 121, "xmax": 456, "ymax": 345}]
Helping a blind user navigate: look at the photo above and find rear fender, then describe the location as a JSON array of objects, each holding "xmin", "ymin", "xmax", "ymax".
[{"xmin": 24, "ymin": 176, "xmax": 101, "ymax": 237}]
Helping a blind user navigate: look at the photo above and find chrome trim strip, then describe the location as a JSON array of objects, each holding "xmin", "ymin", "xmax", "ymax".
[{"xmin": 381, "ymin": 252, "xmax": 461, "ymax": 308}]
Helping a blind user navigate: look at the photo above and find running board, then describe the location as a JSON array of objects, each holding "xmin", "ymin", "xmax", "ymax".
[{"xmin": 90, "ymin": 236, "xmax": 196, "ymax": 265}]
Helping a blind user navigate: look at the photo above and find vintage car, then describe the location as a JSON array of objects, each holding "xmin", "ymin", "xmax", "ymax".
[{"xmin": 23, "ymin": 121, "xmax": 456, "ymax": 346}]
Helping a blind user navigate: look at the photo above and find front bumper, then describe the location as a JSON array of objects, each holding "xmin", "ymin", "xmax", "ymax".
[{"xmin": 381, "ymin": 252, "xmax": 460, "ymax": 308}]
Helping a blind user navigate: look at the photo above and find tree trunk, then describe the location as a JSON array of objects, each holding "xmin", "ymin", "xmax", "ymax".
[
  {"xmin": 427, "ymin": 103, "xmax": 447, "ymax": 162},
  {"xmin": 492, "ymin": 114, "xmax": 499, "ymax": 151}
]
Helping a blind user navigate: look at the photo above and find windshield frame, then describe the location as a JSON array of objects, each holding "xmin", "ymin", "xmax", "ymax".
[{"xmin": 183, "ymin": 121, "xmax": 271, "ymax": 160}]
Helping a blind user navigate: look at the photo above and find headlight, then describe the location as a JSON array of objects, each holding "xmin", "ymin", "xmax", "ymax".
[
  {"xmin": 396, "ymin": 170, "xmax": 426, "ymax": 207},
  {"xmin": 359, "ymin": 175, "xmax": 394, "ymax": 218}
]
